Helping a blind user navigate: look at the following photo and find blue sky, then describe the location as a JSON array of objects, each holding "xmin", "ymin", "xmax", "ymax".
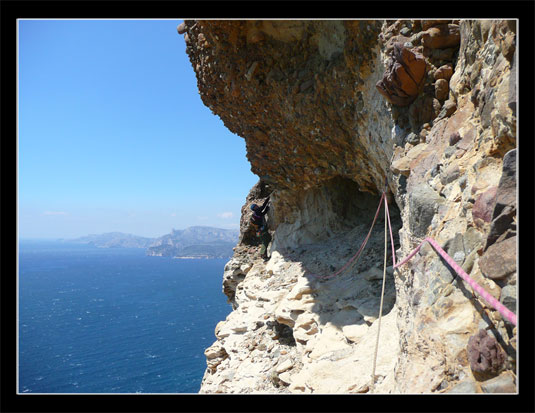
[{"xmin": 18, "ymin": 19, "xmax": 258, "ymax": 239}]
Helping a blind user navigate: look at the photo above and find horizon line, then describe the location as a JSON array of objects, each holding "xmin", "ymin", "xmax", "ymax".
[{"xmin": 19, "ymin": 224, "xmax": 241, "ymax": 242}]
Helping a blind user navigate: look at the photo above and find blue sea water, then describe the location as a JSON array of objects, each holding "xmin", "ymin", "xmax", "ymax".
[{"xmin": 18, "ymin": 240, "xmax": 232, "ymax": 394}]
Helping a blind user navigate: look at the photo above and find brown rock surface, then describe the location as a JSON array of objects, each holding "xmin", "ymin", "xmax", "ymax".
[
  {"xmin": 435, "ymin": 78, "xmax": 449, "ymax": 101},
  {"xmin": 376, "ymin": 43, "xmax": 427, "ymax": 106},
  {"xmin": 434, "ymin": 64, "xmax": 454, "ymax": 81},
  {"xmin": 422, "ymin": 24, "xmax": 461, "ymax": 49},
  {"xmin": 479, "ymin": 236, "xmax": 516, "ymax": 280},
  {"xmin": 467, "ymin": 329, "xmax": 505, "ymax": 376}
]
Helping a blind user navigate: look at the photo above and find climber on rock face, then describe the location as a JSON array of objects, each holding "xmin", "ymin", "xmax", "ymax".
[{"xmin": 250, "ymin": 196, "xmax": 271, "ymax": 261}]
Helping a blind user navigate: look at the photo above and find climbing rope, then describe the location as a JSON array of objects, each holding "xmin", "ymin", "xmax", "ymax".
[
  {"xmin": 307, "ymin": 180, "xmax": 516, "ymax": 389},
  {"xmin": 384, "ymin": 195, "xmax": 517, "ymax": 326},
  {"xmin": 370, "ymin": 191, "xmax": 389, "ymax": 392},
  {"xmin": 369, "ymin": 188, "xmax": 517, "ymax": 391},
  {"xmin": 307, "ymin": 184, "xmax": 516, "ymax": 326},
  {"xmin": 310, "ymin": 192, "xmax": 385, "ymax": 281}
]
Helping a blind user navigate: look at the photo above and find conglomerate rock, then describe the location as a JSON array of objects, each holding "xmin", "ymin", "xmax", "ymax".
[
  {"xmin": 376, "ymin": 43, "xmax": 427, "ymax": 106},
  {"xmin": 178, "ymin": 19, "xmax": 517, "ymax": 394}
]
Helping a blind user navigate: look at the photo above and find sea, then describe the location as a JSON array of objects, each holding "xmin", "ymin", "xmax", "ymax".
[{"xmin": 18, "ymin": 240, "xmax": 232, "ymax": 394}]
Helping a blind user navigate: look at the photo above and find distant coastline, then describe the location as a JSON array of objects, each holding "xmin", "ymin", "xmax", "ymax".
[{"xmin": 64, "ymin": 226, "xmax": 239, "ymax": 259}]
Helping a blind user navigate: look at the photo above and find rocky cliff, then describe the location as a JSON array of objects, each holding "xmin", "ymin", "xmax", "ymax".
[
  {"xmin": 179, "ymin": 19, "xmax": 517, "ymax": 394},
  {"xmin": 146, "ymin": 226, "xmax": 238, "ymax": 258}
]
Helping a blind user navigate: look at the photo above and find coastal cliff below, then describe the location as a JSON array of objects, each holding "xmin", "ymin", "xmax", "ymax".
[{"xmin": 179, "ymin": 19, "xmax": 517, "ymax": 394}]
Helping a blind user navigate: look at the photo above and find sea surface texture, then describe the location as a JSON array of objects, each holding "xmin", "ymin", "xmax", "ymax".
[{"xmin": 18, "ymin": 241, "xmax": 231, "ymax": 393}]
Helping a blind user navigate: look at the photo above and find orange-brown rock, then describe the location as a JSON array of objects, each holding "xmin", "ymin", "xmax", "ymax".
[
  {"xmin": 376, "ymin": 43, "xmax": 427, "ymax": 106},
  {"xmin": 435, "ymin": 78, "xmax": 449, "ymax": 101},
  {"xmin": 422, "ymin": 24, "xmax": 461, "ymax": 49},
  {"xmin": 434, "ymin": 63, "xmax": 454, "ymax": 81}
]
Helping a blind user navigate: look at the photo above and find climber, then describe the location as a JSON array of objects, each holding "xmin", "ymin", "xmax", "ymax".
[{"xmin": 250, "ymin": 195, "xmax": 271, "ymax": 261}]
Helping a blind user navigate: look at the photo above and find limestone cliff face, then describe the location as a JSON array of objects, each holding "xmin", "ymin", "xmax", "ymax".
[{"xmin": 179, "ymin": 19, "xmax": 517, "ymax": 394}]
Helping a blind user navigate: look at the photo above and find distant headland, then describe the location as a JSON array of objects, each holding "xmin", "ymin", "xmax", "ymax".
[{"xmin": 66, "ymin": 226, "xmax": 239, "ymax": 259}]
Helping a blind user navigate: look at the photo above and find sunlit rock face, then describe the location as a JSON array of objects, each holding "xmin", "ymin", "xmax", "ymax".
[{"xmin": 180, "ymin": 19, "xmax": 517, "ymax": 394}]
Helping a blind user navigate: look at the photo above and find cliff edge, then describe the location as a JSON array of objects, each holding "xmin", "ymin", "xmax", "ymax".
[{"xmin": 179, "ymin": 19, "xmax": 517, "ymax": 394}]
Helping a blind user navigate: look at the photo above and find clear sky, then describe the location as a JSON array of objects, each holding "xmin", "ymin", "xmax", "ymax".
[{"xmin": 18, "ymin": 19, "xmax": 258, "ymax": 239}]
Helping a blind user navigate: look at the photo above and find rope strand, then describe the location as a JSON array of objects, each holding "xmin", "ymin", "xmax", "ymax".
[
  {"xmin": 311, "ymin": 192, "xmax": 385, "ymax": 280},
  {"xmin": 370, "ymin": 192, "xmax": 389, "ymax": 392}
]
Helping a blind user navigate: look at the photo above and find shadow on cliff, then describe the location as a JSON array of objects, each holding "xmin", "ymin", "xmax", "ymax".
[{"xmin": 274, "ymin": 182, "xmax": 402, "ymax": 331}]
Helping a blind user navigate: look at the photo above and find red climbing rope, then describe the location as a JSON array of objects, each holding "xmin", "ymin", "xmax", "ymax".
[
  {"xmin": 311, "ymin": 192, "xmax": 385, "ymax": 280},
  {"xmin": 384, "ymin": 195, "xmax": 517, "ymax": 327},
  {"xmin": 306, "ymin": 186, "xmax": 517, "ymax": 327}
]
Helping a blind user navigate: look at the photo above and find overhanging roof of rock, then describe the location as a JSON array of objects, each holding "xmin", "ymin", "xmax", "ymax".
[{"xmin": 183, "ymin": 20, "xmax": 385, "ymax": 193}]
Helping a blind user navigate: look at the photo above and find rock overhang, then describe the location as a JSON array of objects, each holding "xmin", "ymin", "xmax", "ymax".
[{"xmin": 181, "ymin": 19, "xmax": 390, "ymax": 195}]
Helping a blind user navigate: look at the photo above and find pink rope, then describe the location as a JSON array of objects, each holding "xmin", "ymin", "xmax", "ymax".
[
  {"xmin": 311, "ymin": 192, "xmax": 385, "ymax": 280},
  {"xmin": 384, "ymin": 196, "xmax": 517, "ymax": 326},
  {"xmin": 425, "ymin": 237, "xmax": 517, "ymax": 326},
  {"xmin": 306, "ymin": 188, "xmax": 516, "ymax": 326}
]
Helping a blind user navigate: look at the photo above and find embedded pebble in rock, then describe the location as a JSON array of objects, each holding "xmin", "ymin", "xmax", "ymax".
[
  {"xmin": 467, "ymin": 329, "xmax": 505, "ymax": 376},
  {"xmin": 472, "ymin": 186, "xmax": 498, "ymax": 225},
  {"xmin": 480, "ymin": 372, "xmax": 516, "ymax": 393},
  {"xmin": 448, "ymin": 132, "xmax": 461, "ymax": 146},
  {"xmin": 421, "ymin": 24, "xmax": 461, "ymax": 49},
  {"xmin": 434, "ymin": 64, "xmax": 453, "ymax": 81},
  {"xmin": 183, "ymin": 19, "xmax": 516, "ymax": 394},
  {"xmin": 499, "ymin": 285, "xmax": 516, "ymax": 313},
  {"xmin": 479, "ymin": 236, "xmax": 516, "ymax": 280},
  {"xmin": 445, "ymin": 380, "xmax": 480, "ymax": 393},
  {"xmin": 177, "ymin": 22, "xmax": 186, "ymax": 34},
  {"xmin": 376, "ymin": 43, "xmax": 427, "ymax": 107},
  {"xmin": 435, "ymin": 78, "xmax": 449, "ymax": 101},
  {"xmin": 441, "ymin": 100, "xmax": 457, "ymax": 117}
]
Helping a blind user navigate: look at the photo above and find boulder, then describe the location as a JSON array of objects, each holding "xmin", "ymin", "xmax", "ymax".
[
  {"xmin": 431, "ymin": 47, "xmax": 457, "ymax": 61},
  {"xmin": 467, "ymin": 329, "xmax": 505, "ymax": 376},
  {"xmin": 435, "ymin": 78, "xmax": 449, "ymax": 101},
  {"xmin": 376, "ymin": 43, "xmax": 427, "ymax": 106},
  {"xmin": 479, "ymin": 235, "xmax": 516, "ymax": 280},
  {"xmin": 434, "ymin": 63, "xmax": 454, "ymax": 81}
]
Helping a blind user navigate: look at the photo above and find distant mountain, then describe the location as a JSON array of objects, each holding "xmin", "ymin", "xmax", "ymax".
[
  {"xmin": 69, "ymin": 232, "xmax": 155, "ymax": 248},
  {"xmin": 69, "ymin": 227, "xmax": 239, "ymax": 259},
  {"xmin": 147, "ymin": 226, "xmax": 239, "ymax": 259}
]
